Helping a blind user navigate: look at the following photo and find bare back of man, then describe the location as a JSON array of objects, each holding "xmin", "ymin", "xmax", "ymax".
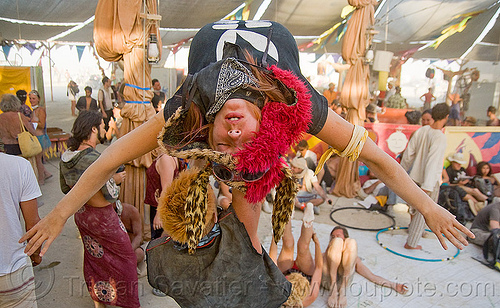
[{"xmin": 115, "ymin": 202, "xmax": 145, "ymax": 267}]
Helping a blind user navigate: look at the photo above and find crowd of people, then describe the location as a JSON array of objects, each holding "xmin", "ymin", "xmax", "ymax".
[
  {"xmin": 318, "ymin": 76, "xmax": 500, "ymax": 127},
  {"xmin": 2, "ymin": 18, "xmax": 499, "ymax": 308}
]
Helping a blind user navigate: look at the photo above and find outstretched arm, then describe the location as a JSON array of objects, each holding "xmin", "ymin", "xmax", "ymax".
[
  {"xmin": 355, "ymin": 258, "xmax": 407, "ymax": 294},
  {"xmin": 315, "ymin": 109, "xmax": 474, "ymax": 250},
  {"xmin": 20, "ymin": 111, "xmax": 166, "ymax": 256},
  {"xmin": 20, "ymin": 199, "xmax": 42, "ymax": 265}
]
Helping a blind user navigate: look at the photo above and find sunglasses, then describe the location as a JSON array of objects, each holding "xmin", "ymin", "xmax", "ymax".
[{"xmin": 212, "ymin": 162, "xmax": 268, "ymax": 183}]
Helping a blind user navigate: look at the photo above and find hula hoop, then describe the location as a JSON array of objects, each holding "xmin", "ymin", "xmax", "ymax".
[
  {"xmin": 329, "ymin": 207, "xmax": 395, "ymax": 231},
  {"xmin": 376, "ymin": 227, "xmax": 460, "ymax": 262}
]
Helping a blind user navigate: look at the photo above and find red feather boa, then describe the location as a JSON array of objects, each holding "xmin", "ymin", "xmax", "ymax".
[{"xmin": 234, "ymin": 65, "xmax": 312, "ymax": 204}]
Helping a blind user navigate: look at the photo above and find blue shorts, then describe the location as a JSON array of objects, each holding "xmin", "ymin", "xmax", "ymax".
[{"xmin": 297, "ymin": 191, "xmax": 319, "ymax": 203}]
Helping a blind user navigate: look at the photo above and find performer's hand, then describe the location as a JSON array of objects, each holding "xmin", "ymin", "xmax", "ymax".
[
  {"xmin": 20, "ymin": 211, "xmax": 66, "ymax": 257},
  {"xmin": 423, "ymin": 203, "xmax": 474, "ymax": 250}
]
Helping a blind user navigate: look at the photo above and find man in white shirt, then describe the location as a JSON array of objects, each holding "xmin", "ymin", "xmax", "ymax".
[
  {"xmin": 400, "ymin": 103, "xmax": 450, "ymax": 249},
  {"xmin": 0, "ymin": 139, "xmax": 42, "ymax": 308}
]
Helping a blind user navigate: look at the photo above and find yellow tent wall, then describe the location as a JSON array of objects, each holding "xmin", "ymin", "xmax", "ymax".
[{"xmin": 0, "ymin": 66, "xmax": 45, "ymax": 113}]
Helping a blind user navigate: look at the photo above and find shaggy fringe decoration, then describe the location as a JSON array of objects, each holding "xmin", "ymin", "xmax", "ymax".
[
  {"xmin": 272, "ymin": 166, "xmax": 297, "ymax": 243},
  {"xmin": 159, "ymin": 106, "xmax": 183, "ymax": 142},
  {"xmin": 157, "ymin": 169, "xmax": 195, "ymax": 245},
  {"xmin": 184, "ymin": 165, "xmax": 213, "ymax": 254},
  {"xmin": 235, "ymin": 65, "xmax": 312, "ymax": 204},
  {"xmin": 157, "ymin": 167, "xmax": 216, "ymax": 254}
]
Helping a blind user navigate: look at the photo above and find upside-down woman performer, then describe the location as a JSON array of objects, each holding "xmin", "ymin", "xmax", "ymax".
[{"xmin": 21, "ymin": 20, "xmax": 473, "ymax": 306}]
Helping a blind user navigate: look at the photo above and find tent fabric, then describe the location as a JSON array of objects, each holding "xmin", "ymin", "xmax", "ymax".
[
  {"xmin": 1, "ymin": 1, "xmax": 499, "ymax": 61},
  {"xmin": 332, "ymin": 0, "xmax": 376, "ymax": 199},
  {"xmin": 0, "ymin": 66, "xmax": 31, "ymax": 98},
  {"xmin": 94, "ymin": 0, "xmax": 158, "ymax": 217},
  {"xmin": 340, "ymin": 0, "xmax": 376, "ymax": 123}
]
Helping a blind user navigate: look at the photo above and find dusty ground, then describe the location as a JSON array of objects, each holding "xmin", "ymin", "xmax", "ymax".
[{"xmin": 31, "ymin": 98, "xmax": 498, "ymax": 308}]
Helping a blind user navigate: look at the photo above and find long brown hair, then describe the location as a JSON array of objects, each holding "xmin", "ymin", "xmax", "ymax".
[
  {"xmin": 174, "ymin": 52, "xmax": 291, "ymax": 150},
  {"xmin": 476, "ymin": 161, "xmax": 492, "ymax": 177}
]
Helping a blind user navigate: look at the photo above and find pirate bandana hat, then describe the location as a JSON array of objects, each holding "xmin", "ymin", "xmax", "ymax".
[
  {"xmin": 159, "ymin": 23, "xmax": 313, "ymax": 250},
  {"xmin": 187, "ymin": 20, "xmax": 328, "ymax": 135}
]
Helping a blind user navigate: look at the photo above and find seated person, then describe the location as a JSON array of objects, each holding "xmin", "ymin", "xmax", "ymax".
[
  {"xmin": 405, "ymin": 110, "xmax": 422, "ymax": 125},
  {"xmin": 316, "ymin": 154, "xmax": 339, "ymax": 195},
  {"xmin": 357, "ymin": 170, "xmax": 388, "ymax": 210},
  {"xmin": 291, "ymin": 157, "xmax": 332, "ymax": 215},
  {"xmin": 473, "ymin": 161, "xmax": 497, "ymax": 203},
  {"xmin": 386, "ymin": 86, "xmax": 408, "ymax": 109},
  {"xmin": 146, "ymin": 168, "xmax": 291, "ymax": 307},
  {"xmin": 469, "ymin": 202, "xmax": 500, "ymax": 246},
  {"xmin": 269, "ymin": 204, "xmax": 323, "ymax": 307},
  {"xmin": 295, "ymin": 139, "xmax": 318, "ymax": 170},
  {"xmin": 421, "ymin": 109, "xmax": 434, "ymax": 126},
  {"xmin": 113, "ymin": 200, "xmax": 145, "ymax": 272},
  {"xmin": 362, "ymin": 169, "xmax": 385, "ymax": 197},
  {"xmin": 365, "ymin": 103, "xmax": 381, "ymax": 123},
  {"xmin": 462, "ymin": 116, "xmax": 476, "ymax": 126},
  {"xmin": 445, "ymin": 153, "xmax": 488, "ymax": 214},
  {"xmin": 323, "ymin": 226, "xmax": 408, "ymax": 308}
]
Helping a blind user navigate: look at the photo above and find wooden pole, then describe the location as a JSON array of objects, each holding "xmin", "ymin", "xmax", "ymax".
[{"xmin": 48, "ymin": 43, "xmax": 54, "ymax": 101}]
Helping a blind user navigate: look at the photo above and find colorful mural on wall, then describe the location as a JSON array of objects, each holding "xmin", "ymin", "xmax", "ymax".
[{"xmin": 444, "ymin": 127, "xmax": 500, "ymax": 173}]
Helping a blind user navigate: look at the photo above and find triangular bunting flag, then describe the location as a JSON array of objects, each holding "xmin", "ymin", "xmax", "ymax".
[
  {"xmin": 76, "ymin": 45, "xmax": 85, "ymax": 62},
  {"xmin": 2, "ymin": 44, "xmax": 12, "ymax": 59},
  {"xmin": 332, "ymin": 54, "xmax": 342, "ymax": 62},
  {"xmin": 24, "ymin": 43, "xmax": 37, "ymax": 55}
]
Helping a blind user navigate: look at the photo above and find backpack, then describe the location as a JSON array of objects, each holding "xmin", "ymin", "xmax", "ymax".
[
  {"xmin": 438, "ymin": 186, "xmax": 474, "ymax": 224},
  {"xmin": 482, "ymin": 228, "xmax": 500, "ymax": 272}
]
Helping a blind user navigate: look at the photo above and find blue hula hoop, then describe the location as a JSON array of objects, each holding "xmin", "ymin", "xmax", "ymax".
[{"xmin": 376, "ymin": 227, "xmax": 460, "ymax": 262}]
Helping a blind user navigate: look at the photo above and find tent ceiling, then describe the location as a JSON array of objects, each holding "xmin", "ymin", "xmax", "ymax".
[{"xmin": 1, "ymin": 0, "xmax": 499, "ymax": 61}]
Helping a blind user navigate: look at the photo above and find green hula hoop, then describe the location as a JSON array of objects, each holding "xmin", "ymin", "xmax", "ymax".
[{"xmin": 376, "ymin": 227, "xmax": 460, "ymax": 262}]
